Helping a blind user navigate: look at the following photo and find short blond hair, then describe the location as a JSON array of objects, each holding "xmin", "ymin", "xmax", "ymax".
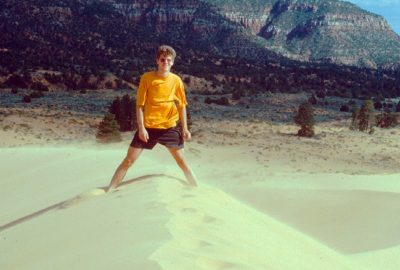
[{"xmin": 156, "ymin": 45, "xmax": 176, "ymax": 60}]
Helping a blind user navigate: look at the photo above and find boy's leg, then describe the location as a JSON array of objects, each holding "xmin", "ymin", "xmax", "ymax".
[
  {"xmin": 106, "ymin": 146, "xmax": 143, "ymax": 192},
  {"xmin": 167, "ymin": 147, "xmax": 198, "ymax": 186}
]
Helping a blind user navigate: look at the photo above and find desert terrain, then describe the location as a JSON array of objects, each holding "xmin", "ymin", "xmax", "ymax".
[{"xmin": 1, "ymin": 88, "xmax": 400, "ymax": 270}]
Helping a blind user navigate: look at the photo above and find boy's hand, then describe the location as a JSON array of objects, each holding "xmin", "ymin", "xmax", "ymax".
[
  {"xmin": 139, "ymin": 127, "xmax": 149, "ymax": 142},
  {"xmin": 182, "ymin": 129, "xmax": 191, "ymax": 141}
]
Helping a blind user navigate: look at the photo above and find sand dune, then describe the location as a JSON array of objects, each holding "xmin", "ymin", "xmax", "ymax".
[
  {"xmin": 1, "ymin": 145, "xmax": 399, "ymax": 270},
  {"xmin": 226, "ymin": 187, "xmax": 400, "ymax": 254}
]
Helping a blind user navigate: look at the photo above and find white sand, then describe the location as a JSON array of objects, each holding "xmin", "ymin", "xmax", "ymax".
[{"xmin": 1, "ymin": 142, "xmax": 399, "ymax": 270}]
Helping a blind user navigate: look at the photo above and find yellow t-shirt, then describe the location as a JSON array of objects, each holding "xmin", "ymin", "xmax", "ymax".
[{"xmin": 136, "ymin": 71, "xmax": 188, "ymax": 129}]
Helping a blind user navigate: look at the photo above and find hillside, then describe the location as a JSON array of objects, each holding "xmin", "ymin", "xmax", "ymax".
[{"xmin": 0, "ymin": 0, "xmax": 399, "ymax": 97}]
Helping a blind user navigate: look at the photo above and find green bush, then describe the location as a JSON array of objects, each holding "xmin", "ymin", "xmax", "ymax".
[
  {"xmin": 96, "ymin": 113, "xmax": 122, "ymax": 143},
  {"xmin": 357, "ymin": 100, "xmax": 374, "ymax": 132},
  {"xmin": 294, "ymin": 101, "xmax": 315, "ymax": 137}
]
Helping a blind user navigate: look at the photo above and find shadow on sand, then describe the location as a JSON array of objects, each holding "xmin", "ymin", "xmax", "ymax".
[{"xmin": 0, "ymin": 174, "xmax": 185, "ymax": 232}]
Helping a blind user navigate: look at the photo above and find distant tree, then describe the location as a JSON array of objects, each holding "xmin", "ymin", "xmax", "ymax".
[
  {"xmin": 11, "ymin": 87, "xmax": 18, "ymax": 94},
  {"xmin": 96, "ymin": 113, "xmax": 122, "ymax": 143},
  {"xmin": 396, "ymin": 101, "xmax": 400, "ymax": 112},
  {"xmin": 348, "ymin": 100, "xmax": 356, "ymax": 106},
  {"xmin": 316, "ymin": 89, "xmax": 326, "ymax": 99},
  {"xmin": 350, "ymin": 107, "xmax": 360, "ymax": 130},
  {"xmin": 109, "ymin": 97, "xmax": 122, "ymax": 123},
  {"xmin": 5, "ymin": 74, "xmax": 28, "ymax": 89},
  {"xmin": 374, "ymin": 101, "xmax": 382, "ymax": 110},
  {"xmin": 294, "ymin": 101, "xmax": 315, "ymax": 137},
  {"xmin": 357, "ymin": 100, "xmax": 375, "ymax": 133},
  {"xmin": 308, "ymin": 94, "xmax": 317, "ymax": 105},
  {"xmin": 119, "ymin": 94, "xmax": 137, "ymax": 131}
]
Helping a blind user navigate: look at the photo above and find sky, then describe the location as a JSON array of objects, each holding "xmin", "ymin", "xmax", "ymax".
[{"xmin": 346, "ymin": 0, "xmax": 400, "ymax": 34}]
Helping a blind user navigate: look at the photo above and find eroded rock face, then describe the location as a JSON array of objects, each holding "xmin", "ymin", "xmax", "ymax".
[
  {"xmin": 2, "ymin": 0, "xmax": 400, "ymax": 68},
  {"xmin": 215, "ymin": 0, "xmax": 400, "ymax": 67}
]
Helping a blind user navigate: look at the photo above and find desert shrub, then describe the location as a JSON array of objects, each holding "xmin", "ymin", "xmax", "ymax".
[
  {"xmin": 204, "ymin": 96, "xmax": 230, "ymax": 106},
  {"xmin": 96, "ymin": 112, "xmax": 122, "ymax": 143},
  {"xmin": 348, "ymin": 100, "xmax": 356, "ymax": 106},
  {"xmin": 215, "ymin": 97, "xmax": 230, "ymax": 106},
  {"xmin": 119, "ymin": 94, "xmax": 137, "ymax": 131},
  {"xmin": 376, "ymin": 109, "xmax": 398, "ymax": 128},
  {"xmin": 4, "ymin": 74, "xmax": 28, "ymax": 88},
  {"xmin": 308, "ymin": 94, "xmax": 317, "ymax": 105},
  {"xmin": 183, "ymin": 76, "xmax": 191, "ymax": 85},
  {"xmin": 108, "ymin": 95, "xmax": 137, "ymax": 132},
  {"xmin": 350, "ymin": 107, "xmax": 360, "ymax": 130},
  {"xmin": 29, "ymin": 91, "xmax": 44, "ymax": 98},
  {"xmin": 105, "ymin": 81, "xmax": 113, "ymax": 89},
  {"xmin": 340, "ymin": 104, "xmax": 350, "ymax": 112},
  {"xmin": 316, "ymin": 89, "xmax": 326, "ymax": 99},
  {"xmin": 204, "ymin": 97, "xmax": 212, "ymax": 104},
  {"xmin": 31, "ymin": 81, "xmax": 49, "ymax": 91},
  {"xmin": 232, "ymin": 89, "xmax": 244, "ymax": 100},
  {"xmin": 44, "ymin": 73, "xmax": 62, "ymax": 84},
  {"xmin": 294, "ymin": 101, "xmax": 315, "ymax": 137},
  {"xmin": 23, "ymin": 95, "xmax": 31, "ymax": 103}
]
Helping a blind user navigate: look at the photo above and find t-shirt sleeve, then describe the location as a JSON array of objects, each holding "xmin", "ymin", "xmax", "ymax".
[
  {"xmin": 136, "ymin": 75, "xmax": 147, "ymax": 106},
  {"xmin": 175, "ymin": 78, "xmax": 188, "ymax": 108}
]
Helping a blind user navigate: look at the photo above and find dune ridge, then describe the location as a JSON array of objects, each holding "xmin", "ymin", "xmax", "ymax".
[
  {"xmin": 1, "ymin": 145, "xmax": 399, "ymax": 270},
  {"xmin": 150, "ymin": 181, "xmax": 358, "ymax": 270}
]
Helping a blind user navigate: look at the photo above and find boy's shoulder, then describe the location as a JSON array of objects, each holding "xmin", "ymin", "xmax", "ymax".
[
  {"xmin": 169, "ymin": 72, "xmax": 183, "ymax": 81},
  {"xmin": 141, "ymin": 71, "xmax": 155, "ymax": 79}
]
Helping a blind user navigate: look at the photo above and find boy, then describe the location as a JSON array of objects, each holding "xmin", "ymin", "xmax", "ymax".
[{"xmin": 106, "ymin": 45, "xmax": 198, "ymax": 192}]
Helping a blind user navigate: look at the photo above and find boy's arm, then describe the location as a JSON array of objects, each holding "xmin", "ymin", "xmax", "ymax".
[
  {"xmin": 136, "ymin": 105, "xmax": 149, "ymax": 142},
  {"xmin": 178, "ymin": 106, "xmax": 191, "ymax": 141}
]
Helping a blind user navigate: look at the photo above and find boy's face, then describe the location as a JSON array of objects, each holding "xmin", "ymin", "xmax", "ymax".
[{"xmin": 156, "ymin": 54, "xmax": 174, "ymax": 72}]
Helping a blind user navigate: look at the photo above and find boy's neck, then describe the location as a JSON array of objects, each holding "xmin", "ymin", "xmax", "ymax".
[{"xmin": 156, "ymin": 70, "xmax": 170, "ymax": 78}]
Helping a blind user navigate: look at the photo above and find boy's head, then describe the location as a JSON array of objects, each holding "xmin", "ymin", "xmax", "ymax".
[
  {"xmin": 156, "ymin": 45, "xmax": 176, "ymax": 61},
  {"xmin": 156, "ymin": 45, "xmax": 176, "ymax": 72}
]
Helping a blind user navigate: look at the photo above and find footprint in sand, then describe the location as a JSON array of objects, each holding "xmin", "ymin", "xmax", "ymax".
[
  {"xmin": 188, "ymin": 147, "xmax": 201, "ymax": 157},
  {"xmin": 181, "ymin": 193, "xmax": 196, "ymax": 198},
  {"xmin": 181, "ymin": 207, "xmax": 197, "ymax": 213},
  {"xmin": 202, "ymin": 215, "xmax": 218, "ymax": 224}
]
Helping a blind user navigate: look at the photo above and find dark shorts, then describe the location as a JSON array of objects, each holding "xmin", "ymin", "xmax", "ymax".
[{"xmin": 130, "ymin": 126, "xmax": 184, "ymax": 150}]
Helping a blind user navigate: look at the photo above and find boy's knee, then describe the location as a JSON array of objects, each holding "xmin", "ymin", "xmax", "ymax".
[{"xmin": 122, "ymin": 157, "xmax": 136, "ymax": 168}]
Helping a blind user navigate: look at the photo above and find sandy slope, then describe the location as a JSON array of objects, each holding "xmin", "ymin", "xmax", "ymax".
[{"xmin": 1, "ymin": 144, "xmax": 399, "ymax": 270}]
